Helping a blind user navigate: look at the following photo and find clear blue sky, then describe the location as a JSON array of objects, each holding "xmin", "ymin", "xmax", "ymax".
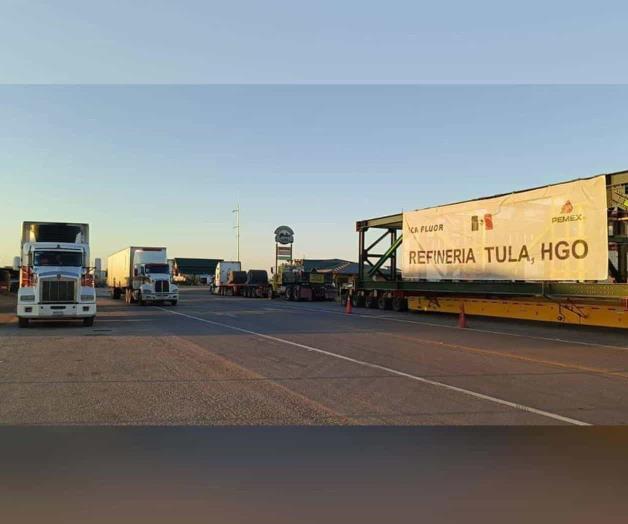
[
  {"xmin": 1, "ymin": 0, "xmax": 628, "ymax": 83},
  {"xmin": 1, "ymin": 85, "xmax": 627, "ymax": 270}
]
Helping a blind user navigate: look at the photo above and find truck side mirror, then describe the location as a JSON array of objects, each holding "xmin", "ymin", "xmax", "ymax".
[{"xmin": 12, "ymin": 257, "xmax": 20, "ymax": 271}]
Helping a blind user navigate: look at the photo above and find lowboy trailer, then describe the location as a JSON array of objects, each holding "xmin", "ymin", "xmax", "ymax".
[{"xmin": 345, "ymin": 170, "xmax": 628, "ymax": 329}]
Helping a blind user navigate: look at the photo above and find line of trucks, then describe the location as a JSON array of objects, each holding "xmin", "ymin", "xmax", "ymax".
[
  {"xmin": 13, "ymin": 221, "xmax": 333, "ymax": 328},
  {"xmin": 14, "ymin": 222, "xmax": 181, "ymax": 328},
  {"xmin": 213, "ymin": 260, "xmax": 336, "ymax": 301}
]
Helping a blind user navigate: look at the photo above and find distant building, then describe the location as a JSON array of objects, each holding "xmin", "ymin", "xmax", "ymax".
[{"xmin": 171, "ymin": 258, "xmax": 223, "ymax": 285}]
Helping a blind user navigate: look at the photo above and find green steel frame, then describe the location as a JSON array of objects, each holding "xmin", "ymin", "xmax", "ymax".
[{"xmin": 356, "ymin": 171, "xmax": 628, "ymax": 299}]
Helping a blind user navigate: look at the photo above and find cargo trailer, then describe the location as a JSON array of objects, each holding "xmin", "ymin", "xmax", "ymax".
[{"xmin": 345, "ymin": 170, "xmax": 628, "ymax": 328}]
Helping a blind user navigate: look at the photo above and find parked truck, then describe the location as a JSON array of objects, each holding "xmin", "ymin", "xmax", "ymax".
[
  {"xmin": 213, "ymin": 261, "xmax": 242, "ymax": 295},
  {"xmin": 107, "ymin": 247, "xmax": 179, "ymax": 306},
  {"xmin": 272, "ymin": 262, "xmax": 335, "ymax": 301},
  {"xmin": 16, "ymin": 221, "xmax": 96, "ymax": 327},
  {"xmin": 214, "ymin": 267, "xmax": 270, "ymax": 298},
  {"xmin": 241, "ymin": 270, "xmax": 270, "ymax": 298}
]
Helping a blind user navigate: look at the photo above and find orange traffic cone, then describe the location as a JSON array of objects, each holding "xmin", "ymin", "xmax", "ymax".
[
  {"xmin": 458, "ymin": 304, "xmax": 467, "ymax": 328},
  {"xmin": 345, "ymin": 293, "xmax": 353, "ymax": 314}
]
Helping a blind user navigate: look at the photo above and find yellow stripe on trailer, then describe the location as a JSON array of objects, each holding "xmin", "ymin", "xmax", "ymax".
[{"xmin": 407, "ymin": 296, "xmax": 628, "ymax": 329}]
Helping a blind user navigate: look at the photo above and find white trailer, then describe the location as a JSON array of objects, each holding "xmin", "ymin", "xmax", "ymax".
[
  {"xmin": 213, "ymin": 261, "xmax": 241, "ymax": 293},
  {"xmin": 107, "ymin": 247, "xmax": 179, "ymax": 306},
  {"xmin": 16, "ymin": 221, "xmax": 96, "ymax": 327}
]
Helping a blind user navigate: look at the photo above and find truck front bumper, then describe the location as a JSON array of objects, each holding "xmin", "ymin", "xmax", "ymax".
[
  {"xmin": 17, "ymin": 303, "xmax": 97, "ymax": 319},
  {"xmin": 141, "ymin": 293, "xmax": 179, "ymax": 302}
]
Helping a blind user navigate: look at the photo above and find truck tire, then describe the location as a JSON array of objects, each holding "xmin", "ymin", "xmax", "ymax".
[
  {"xmin": 171, "ymin": 300, "xmax": 178, "ymax": 306},
  {"xmin": 366, "ymin": 294, "xmax": 378, "ymax": 309},
  {"xmin": 138, "ymin": 292, "xmax": 145, "ymax": 306},
  {"xmin": 392, "ymin": 297, "xmax": 408, "ymax": 312},
  {"xmin": 83, "ymin": 316, "xmax": 95, "ymax": 327},
  {"xmin": 18, "ymin": 317, "xmax": 29, "ymax": 328},
  {"xmin": 378, "ymin": 296, "xmax": 392, "ymax": 310}
]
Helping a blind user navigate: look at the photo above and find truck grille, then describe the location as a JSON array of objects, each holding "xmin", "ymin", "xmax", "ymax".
[
  {"xmin": 41, "ymin": 280, "xmax": 75, "ymax": 303},
  {"xmin": 155, "ymin": 280, "xmax": 169, "ymax": 293}
]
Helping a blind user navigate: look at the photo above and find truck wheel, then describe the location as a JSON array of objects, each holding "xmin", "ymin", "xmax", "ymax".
[
  {"xmin": 366, "ymin": 294, "xmax": 378, "ymax": 309},
  {"xmin": 392, "ymin": 297, "xmax": 408, "ymax": 312},
  {"xmin": 83, "ymin": 316, "xmax": 95, "ymax": 327},
  {"xmin": 171, "ymin": 300, "xmax": 178, "ymax": 306},
  {"xmin": 18, "ymin": 317, "xmax": 29, "ymax": 328},
  {"xmin": 378, "ymin": 296, "xmax": 392, "ymax": 310}
]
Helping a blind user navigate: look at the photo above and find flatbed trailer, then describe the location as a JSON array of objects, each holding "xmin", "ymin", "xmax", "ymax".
[
  {"xmin": 217, "ymin": 270, "xmax": 271, "ymax": 298},
  {"xmin": 346, "ymin": 170, "xmax": 628, "ymax": 329}
]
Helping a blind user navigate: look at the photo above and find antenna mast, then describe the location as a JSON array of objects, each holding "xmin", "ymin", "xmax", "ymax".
[{"xmin": 233, "ymin": 204, "xmax": 240, "ymax": 262}]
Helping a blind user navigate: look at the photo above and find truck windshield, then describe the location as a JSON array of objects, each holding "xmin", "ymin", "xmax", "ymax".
[
  {"xmin": 33, "ymin": 251, "xmax": 83, "ymax": 267},
  {"xmin": 145, "ymin": 264, "xmax": 169, "ymax": 274}
]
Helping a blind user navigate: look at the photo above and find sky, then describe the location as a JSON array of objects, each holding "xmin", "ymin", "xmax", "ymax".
[
  {"xmin": 1, "ymin": 85, "xmax": 628, "ymax": 270},
  {"xmin": 2, "ymin": 2, "xmax": 628, "ymax": 270},
  {"xmin": 1, "ymin": 0, "xmax": 628, "ymax": 83}
]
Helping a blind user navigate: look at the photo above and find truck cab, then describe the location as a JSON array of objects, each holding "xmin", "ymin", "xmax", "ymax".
[
  {"xmin": 133, "ymin": 256, "xmax": 178, "ymax": 305},
  {"xmin": 108, "ymin": 247, "xmax": 178, "ymax": 306},
  {"xmin": 17, "ymin": 222, "xmax": 96, "ymax": 327}
]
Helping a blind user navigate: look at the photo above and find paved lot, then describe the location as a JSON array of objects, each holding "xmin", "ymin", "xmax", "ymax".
[{"xmin": 1, "ymin": 289, "xmax": 627, "ymax": 425}]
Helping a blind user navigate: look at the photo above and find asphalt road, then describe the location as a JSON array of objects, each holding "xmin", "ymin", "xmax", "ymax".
[{"xmin": 1, "ymin": 289, "xmax": 628, "ymax": 425}]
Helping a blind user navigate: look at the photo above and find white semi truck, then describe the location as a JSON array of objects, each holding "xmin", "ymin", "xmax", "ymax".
[
  {"xmin": 213, "ymin": 261, "xmax": 241, "ymax": 294},
  {"xmin": 107, "ymin": 247, "xmax": 179, "ymax": 306},
  {"xmin": 16, "ymin": 221, "xmax": 97, "ymax": 328}
]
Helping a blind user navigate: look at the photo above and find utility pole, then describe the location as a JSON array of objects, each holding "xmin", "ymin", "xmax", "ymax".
[{"xmin": 232, "ymin": 204, "xmax": 240, "ymax": 262}]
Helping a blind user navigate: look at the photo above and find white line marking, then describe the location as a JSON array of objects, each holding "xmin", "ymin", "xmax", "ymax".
[
  {"xmin": 96, "ymin": 319, "xmax": 153, "ymax": 322},
  {"xmin": 157, "ymin": 307, "xmax": 590, "ymax": 426},
  {"xmin": 261, "ymin": 302, "xmax": 628, "ymax": 352}
]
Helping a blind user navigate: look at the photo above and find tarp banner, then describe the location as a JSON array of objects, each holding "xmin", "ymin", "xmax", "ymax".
[{"xmin": 402, "ymin": 176, "xmax": 608, "ymax": 281}]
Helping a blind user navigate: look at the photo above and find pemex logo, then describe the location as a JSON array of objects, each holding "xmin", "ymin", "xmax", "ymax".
[
  {"xmin": 561, "ymin": 200, "xmax": 573, "ymax": 214},
  {"xmin": 553, "ymin": 200, "xmax": 583, "ymax": 223}
]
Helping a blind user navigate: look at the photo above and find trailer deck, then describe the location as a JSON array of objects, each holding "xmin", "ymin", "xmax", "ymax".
[{"xmin": 351, "ymin": 171, "xmax": 628, "ymax": 328}]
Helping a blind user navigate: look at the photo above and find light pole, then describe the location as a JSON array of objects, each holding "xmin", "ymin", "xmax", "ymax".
[{"xmin": 233, "ymin": 204, "xmax": 240, "ymax": 262}]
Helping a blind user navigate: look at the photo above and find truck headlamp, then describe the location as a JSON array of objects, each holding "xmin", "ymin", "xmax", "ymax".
[{"xmin": 21, "ymin": 295, "xmax": 35, "ymax": 302}]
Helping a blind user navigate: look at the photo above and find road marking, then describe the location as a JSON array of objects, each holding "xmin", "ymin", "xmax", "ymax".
[
  {"xmin": 384, "ymin": 331, "xmax": 628, "ymax": 380},
  {"xmin": 96, "ymin": 319, "xmax": 153, "ymax": 322},
  {"xmin": 259, "ymin": 301, "xmax": 628, "ymax": 352},
  {"xmin": 157, "ymin": 307, "xmax": 590, "ymax": 426}
]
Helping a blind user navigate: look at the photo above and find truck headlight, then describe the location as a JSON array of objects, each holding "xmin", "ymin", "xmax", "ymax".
[
  {"xmin": 80, "ymin": 294, "xmax": 95, "ymax": 301},
  {"xmin": 21, "ymin": 295, "xmax": 35, "ymax": 302}
]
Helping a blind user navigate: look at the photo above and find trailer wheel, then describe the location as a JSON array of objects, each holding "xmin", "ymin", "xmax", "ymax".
[
  {"xmin": 18, "ymin": 317, "xmax": 29, "ymax": 328},
  {"xmin": 392, "ymin": 297, "xmax": 408, "ymax": 312},
  {"xmin": 351, "ymin": 293, "xmax": 364, "ymax": 308},
  {"xmin": 378, "ymin": 296, "xmax": 392, "ymax": 310},
  {"xmin": 83, "ymin": 316, "xmax": 95, "ymax": 327},
  {"xmin": 366, "ymin": 294, "xmax": 378, "ymax": 309}
]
